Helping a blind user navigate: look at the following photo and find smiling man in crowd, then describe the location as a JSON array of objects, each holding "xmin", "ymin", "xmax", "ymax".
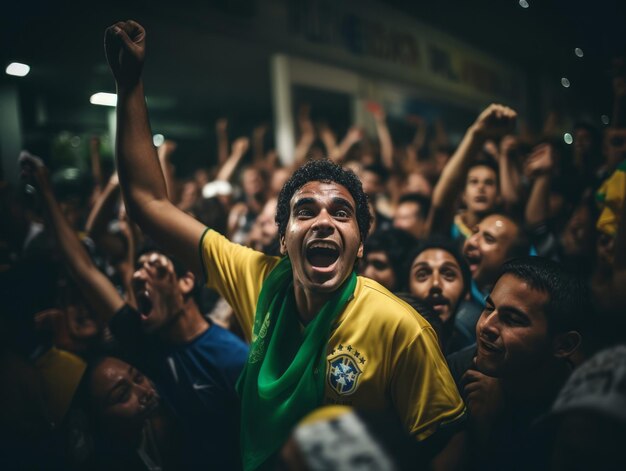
[
  {"xmin": 104, "ymin": 20, "xmax": 465, "ymax": 470},
  {"xmin": 447, "ymin": 256, "xmax": 588, "ymax": 469}
]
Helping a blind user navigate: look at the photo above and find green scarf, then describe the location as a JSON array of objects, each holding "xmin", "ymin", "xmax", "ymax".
[{"xmin": 236, "ymin": 256, "xmax": 357, "ymax": 471}]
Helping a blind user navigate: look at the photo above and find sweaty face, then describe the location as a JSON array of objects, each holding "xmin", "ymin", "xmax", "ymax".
[
  {"xmin": 464, "ymin": 166, "xmax": 498, "ymax": 215},
  {"xmin": 90, "ymin": 357, "xmax": 160, "ymax": 436},
  {"xmin": 409, "ymin": 249, "xmax": 464, "ymax": 324},
  {"xmin": 393, "ymin": 201, "xmax": 424, "ymax": 238},
  {"xmin": 463, "ymin": 214, "xmax": 519, "ymax": 289},
  {"xmin": 360, "ymin": 251, "xmax": 396, "ymax": 291},
  {"xmin": 475, "ymin": 274, "xmax": 551, "ymax": 378},
  {"xmin": 280, "ymin": 181, "xmax": 363, "ymax": 295}
]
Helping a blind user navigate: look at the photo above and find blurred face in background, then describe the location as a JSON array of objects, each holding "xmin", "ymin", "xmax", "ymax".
[
  {"xmin": 403, "ymin": 172, "xmax": 432, "ymax": 198},
  {"xmin": 90, "ymin": 357, "xmax": 160, "ymax": 440},
  {"xmin": 393, "ymin": 201, "xmax": 426, "ymax": 238},
  {"xmin": 463, "ymin": 166, "xmax": 498, "ymax": 215},
  {"xmin": 463, "ymin": 215, "xmax": 519, "ymax": 289},
  {"xmin": 242, "ymin": 168, "xmax": 266, "ymax": 199},
  {"xmin": 360, "ymin": 251, "xmax": 396, "ymax": 291}
]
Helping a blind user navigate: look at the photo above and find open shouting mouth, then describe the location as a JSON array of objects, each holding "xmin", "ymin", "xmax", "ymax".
[{"xmin": 306, "ymin": 241, "xmax": 340, "ymax": 272}]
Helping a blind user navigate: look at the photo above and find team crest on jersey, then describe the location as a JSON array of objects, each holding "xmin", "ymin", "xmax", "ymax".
[{"xmin": 327, "ymin": 347, "xmax": 364, "ymax": 396}]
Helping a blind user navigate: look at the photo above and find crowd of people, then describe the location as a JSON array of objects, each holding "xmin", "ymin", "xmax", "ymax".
[{"xmin": 1, "ymin": 19, "xmax": 625, "ymax": 470}]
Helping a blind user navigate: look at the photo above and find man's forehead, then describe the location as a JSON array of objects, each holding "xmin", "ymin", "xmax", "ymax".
[
  {"xmin": 137, "ymin": 251, "xmax": 169, "ymax": 263},
  {"xmin": 290, "ymin": 181, "xmax": 354, "ymax": 205},
  {"xmin": 493, "ymin": 273, "xmax": 549, "ymax": 311},
  {"xmin": 416, "ymin": 248, "xmax": 459, "ymax": 266},
  {"xmin": 481, "ymin": 215, "xmax": 517, "ymax": 235}
]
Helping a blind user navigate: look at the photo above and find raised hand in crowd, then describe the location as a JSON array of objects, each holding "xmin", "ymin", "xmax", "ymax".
[
  {"xmin": 428, "ymin": 103, "xmax": 516, "ymax": 237},
  {"xmin": 366, "ymin": 101, "xmax": 394, "ymax": 170},
  {"xmin": 524, "ymin": 143, "xmax": 555, "ymax": 228}
]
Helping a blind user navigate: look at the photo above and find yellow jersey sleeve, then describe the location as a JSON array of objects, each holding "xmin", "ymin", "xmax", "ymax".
[
  {"xmin": 199, "ymin": 228, "xmax": 280, "ymax": 342},
  {"xmin": 391, "ymin": 324, "xmax": 466, "ymax": 440}
]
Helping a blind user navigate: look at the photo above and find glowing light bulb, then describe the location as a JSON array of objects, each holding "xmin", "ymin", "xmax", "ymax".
[
  {"xmin": 90, "ymin": 92, "xmax": 117, "ymax": 107},
  {"xmin": 563, "ymin": 133, "xmax": 573, "ymax": 145},
  {"xmin": 5, "ymin": 62, "xmax": 30, "ymax": 77}
]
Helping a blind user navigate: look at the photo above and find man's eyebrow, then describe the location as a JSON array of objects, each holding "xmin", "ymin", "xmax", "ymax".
[
  {"xmin": 499, "ymin": 304, "xmax": 530, "ymax": 319},
  {"xmin": 331, "ymin": 197, "xmax": 355, "ymax": 210},
  {"xmin": 292, "ymin": 197, "xmax": 316, "ymax": 211},
  {"xmin": 440, "ymin": 262, "xmax": 461, "ymax": 271}
]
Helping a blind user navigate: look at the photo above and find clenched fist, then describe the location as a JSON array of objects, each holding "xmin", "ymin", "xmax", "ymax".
[
  {"xmin": 472, "ymin": 104, "xmax": 517, "ymax": 140},
  {"xmin": 104, "ymin": 20, "xmax": 146, "ymax": 89}
]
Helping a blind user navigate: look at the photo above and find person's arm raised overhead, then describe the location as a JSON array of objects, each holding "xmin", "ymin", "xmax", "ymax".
[
  {"xmin": 215, "ymin": 137, "xmax": 250, "ymax": 182},
  {"xmin": 498, "ymin": 135, "xmax": 523, "ymax": 211},
  {"xmin": 427, "ymin": 104, "xmax": 516, "ymax": 235},
  {"xmin": 19, "ymin": 152, "xmax": 125, "ymax": 322},
  {"xmin": 366, "ymin": 102, "xmax": 394, "ymax": 170},
  {"xmin": 524, "ymin": 143, "xmax": 554, "ymax": 228},
  {"xmin": 105, "ymin": 21, "xmax": 205, "ymax": 275}
]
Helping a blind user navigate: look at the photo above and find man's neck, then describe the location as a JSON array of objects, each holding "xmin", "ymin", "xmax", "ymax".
[
  {"xmin": 293, "ymin": 286, "xmax": 331, "ymax": 325},
  {"xmin": 160, "ymin": 302, "xmax": 209, "ymax": 344}
]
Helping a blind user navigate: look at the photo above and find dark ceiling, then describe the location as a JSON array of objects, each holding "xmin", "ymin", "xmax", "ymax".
[{"xmin": 2, "ymin": 0, "xmax": 625, "ymax": 173}]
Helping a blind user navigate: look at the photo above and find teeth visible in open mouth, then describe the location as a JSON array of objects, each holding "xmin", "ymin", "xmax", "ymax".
[
  {"xmin": 137, "ymin": 292, "xmax": 153, "ymax": 316},
  {"xmin": 307, "ymin": 244, "xmax": 339, "ymax": 267}
]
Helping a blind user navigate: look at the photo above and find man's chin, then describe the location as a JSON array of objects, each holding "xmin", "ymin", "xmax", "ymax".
[{"xmin": 475, "ymin": 357, "xmax": 501, "ymax": 377}]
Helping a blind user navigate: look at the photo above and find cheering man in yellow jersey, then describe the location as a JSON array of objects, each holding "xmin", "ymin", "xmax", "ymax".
[{"xmin": 105, "ymin": 20, "xmax": 465, "ymax": 471}]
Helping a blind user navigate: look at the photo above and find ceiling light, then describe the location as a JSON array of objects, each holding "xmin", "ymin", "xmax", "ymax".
[
  {"xmin": 574, "ymin": 48, "xmax": 584, "ymax": 58},
  {"xmin": 519, "ymin": 0, "xmax": 529, "ymax": 8},
  {"xmin": 561, "ymin": 77, "xmax": 570, "ymax": 88},
  {"xmin": 5, "ymin": 62, "xmax": 30, "ymax": 77},
  {"xmin": 153, "ymin": 134, "xmax": 165, "ymax": 146},
  {"xmin": 563, "ymin": 133, "xmax": 573, "ymax": 145},
  {"xmin": 90, "ymin": 92, "xmax": 117, "ymax": 107}
]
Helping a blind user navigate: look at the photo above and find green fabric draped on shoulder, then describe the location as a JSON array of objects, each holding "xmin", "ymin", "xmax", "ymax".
[{"xmin": 236, "ymin": 256, "xmax": 357, "ymax": 471}]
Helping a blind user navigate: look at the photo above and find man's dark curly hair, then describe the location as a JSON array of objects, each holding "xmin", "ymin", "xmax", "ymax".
[{"xmin": 276, "ymin": 159, "xmax": 372, "ymax": 241}]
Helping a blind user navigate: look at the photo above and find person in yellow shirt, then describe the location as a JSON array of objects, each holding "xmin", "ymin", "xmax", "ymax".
[{"xmin": 104, "ymin": 19, "xmax": 464, "ymax": 471}]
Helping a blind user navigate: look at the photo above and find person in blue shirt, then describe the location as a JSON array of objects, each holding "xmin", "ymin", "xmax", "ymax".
[{"xmin": 21, "ymin": 153, "xmax": 249, "ymax": 469}]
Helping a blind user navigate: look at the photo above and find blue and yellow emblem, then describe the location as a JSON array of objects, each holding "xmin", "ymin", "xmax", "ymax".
[{"xmin": 327, "ymin": 353, "xmax": 362, "ymax": 396}]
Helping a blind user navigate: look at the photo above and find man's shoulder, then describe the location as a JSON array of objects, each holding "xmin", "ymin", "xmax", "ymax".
[
  {"xmin": 354, "ymin": 277, "xmax": 432, "ymax": 329},
  {"xmin": 186, "ymin": 323, "xmax": 249, "ymax": 359}
]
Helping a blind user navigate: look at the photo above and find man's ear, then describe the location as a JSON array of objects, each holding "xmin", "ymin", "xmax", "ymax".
[
  {"xmin": 552, "ymin": 331, "xmax": 582, "ymax": 360},
  {"xmin": 357, "ymin": 242, "xmax": 364, "ymax": 259},
  {"xmin": 280, "ymin": 235, "xmax": 287, "ymax": 256},
  {"xmin": 178, "ymin": 271, "xmax": 196, "ymax": 295}
]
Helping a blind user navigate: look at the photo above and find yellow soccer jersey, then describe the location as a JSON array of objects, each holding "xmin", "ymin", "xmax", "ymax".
[{"xmin": 200, "ymin": 229, "xmax": 465, "ymax": 439}]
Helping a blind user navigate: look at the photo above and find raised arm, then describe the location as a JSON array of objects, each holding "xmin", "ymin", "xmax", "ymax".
[
  {"xmin": 524, "ymin": 144, "xmax": 554, "ymax": 228},
  {"xmin": 215, "ymin": 137, "xmax": 250, "ymax": 182},
  {"xmin": 20, "ymin": 153, "xmax": 125, "ymax": 322},
  {"xmin": 89, "ymin": 136, "xmax": 104, "ymax": 202},
  {"xmin": 85, "ymin": 171, "xmax": 120, "ymax": 239},
  {"xmin": 366, "ymin": 102, "xmax": 394, "ymax": 169},
  {"xmin": 105, "ymin": 21, "xmax": 205, "ymax": 275},
  {"xmin": 330, "ymin": 126, "xmax": 363, "ymax": 164},
  {"xmin": 427, "ymin": 104, "xmax": 517, "ymax": 235},
  {"xmin": 293, "ymin": 104, "xmax": 316, "ymax": 165},
  {"xmin": 216, "ymin": 117, "xmax": 229, "ymax": 165},
  {"xmin": 497, "ymin": 135, "xmax": 523, "ymax": 211}
]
